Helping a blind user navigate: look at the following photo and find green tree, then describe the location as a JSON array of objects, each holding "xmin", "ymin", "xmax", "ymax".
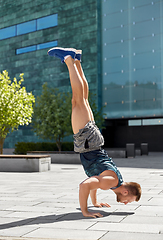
[
  {"xmin": 32, "ymin": 83, "xmax": 72, "ymax": 152},
  {"xmin": 0, "ymin": 70, "xmax": 35, "ymax": 154}
]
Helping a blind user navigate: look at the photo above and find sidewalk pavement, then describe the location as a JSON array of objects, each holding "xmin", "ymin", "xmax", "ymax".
[{"xmin": 0, "ymin": 152, "xmax": 163, "ymax": 240}]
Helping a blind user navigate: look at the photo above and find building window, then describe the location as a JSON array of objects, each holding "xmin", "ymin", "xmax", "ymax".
[
  {"xmin": 36, "ymin": 40, "xmax": 57, "ymax": 50},
  {"xmin": 16, "ymin": 45, "xmax": 37, "ymax": 55},
  {"xmin": 0, "ymin": 14, "xmax": 58, "ymax": 40},
  {"xmin": 128, "ymin": 119, "xmax": 163, "ymax": 126},
  {"xmin": 17, "ymin": 20, "xmax": 36, "ymax": 35},
  {"xmin": 0, "ymin": 26, "xmax": 16, "ymax": 40},
  {"xmin": 16, "ymin": 40, "xmax": 57, "ymax": 54},
  {"xmin": 37, "ymin": 14, "xmax": 58, "ymax": 30},
  {"xmin": 143, "ymin": 119, "xmax": 163, "ymax": 126},
  {"xmin": 128, "ymin": 120, "xmax": 142, "ymax": 126}
]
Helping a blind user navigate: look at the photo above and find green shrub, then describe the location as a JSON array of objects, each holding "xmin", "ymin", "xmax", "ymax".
[
  {"xmin": 14, "ymin": 142, "xmax": 74, "ymax": 154},
  {"xmin": 61, "ymin": 142, "xmax": 74, "ymax": 151}
]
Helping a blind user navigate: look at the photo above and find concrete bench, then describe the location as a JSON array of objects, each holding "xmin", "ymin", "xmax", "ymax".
[
  {"xmin": 0, "ymin": 155, "xmax": 51, "ymax": 172},
  {"xmin": 27, "ymin": 151, "xmax": 80, "ymax": 164}
]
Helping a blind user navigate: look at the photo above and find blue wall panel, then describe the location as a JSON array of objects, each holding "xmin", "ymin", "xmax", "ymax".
[{"xmin": 102, "ymin": 0, "xmax": 163, "ymax": 119}]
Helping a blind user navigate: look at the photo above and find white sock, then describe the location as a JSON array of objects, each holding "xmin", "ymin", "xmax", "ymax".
[{"xmin": 64, "ymin": 55, "xmax": 71, "ymax": 61}]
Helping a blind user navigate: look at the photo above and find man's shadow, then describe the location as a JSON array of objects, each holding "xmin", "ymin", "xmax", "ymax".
[{"xmin": 0, "ymin": 208, "xmax": 134, "ymax": 230}]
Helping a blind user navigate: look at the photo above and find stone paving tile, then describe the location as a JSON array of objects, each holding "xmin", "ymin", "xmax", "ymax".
[
  {"xmin": 4, "ymin": 212, "xmax": 61, "ymax": 220},
  {"xmin": 5, "ymin": 206, "xmax": 60, "ymax": 213},
  {"xmin": 97, "ymin": 214, "xmax": 125, "ymax": 223},
  {"xmin": 121, "ymin": 215, "xmax": 163, "ymax": 225},
  {"xmin": 103, "ymin": 204, "xmax": 139, "ymax": 212},
  {"xmin": 147, "ymin": 189, "xmax": 163, "ymax": 194},
  {"xmin": 100, "ymin": 232, "xmax": 163, "ymax": 240},
  {"xmin": 89, "ymin": 222, "xmax": 163, "ymax": 234},
  {"xmin": 135, "ymin": 206, "xmax": 163, "ymax": 216},
  {"xmin": 44, "ymin": 198, "xmax": 79, "ymax": 204},
  {"xmin": 20, "ymin": 193, "xmax": 65, "ymax": 199},
  {"xmin": 0, "ymin": 201, "xmax": 42, "ymax": 208},
  {"xmin": 23, "ymin": 227, "xmax": 106, "ymax": 239},
  {"xmin": 33, "ymin": 202, "xmax": 78, "ymax": 208},
  {"xmin": 0, "ymin": 217, "xmax": 36, "ymax": 229},
  {"xmin": 0, "ymin": 238, "xmax": 58, "ymax": 240},
  {"xmin": 0, "ymin": 197, "xmax": 39, "ymax": 202},
  {"xmin": 148, "ymin": 198, "xmax": 163, "ymax": 205},
  {"xmin": 26, "ymin": 219, "xmax": 95, "ymax": 230},
  {"xmin": 0, "ymin": 211, "xmax": 15, "ymax": 217},
  {"xmin": 0, "ymin": 203, "xmax": 18, "ymax": 211},
  {"xmin": 0, "ymin": 226, "xmax": 38, "ymax": 237}
]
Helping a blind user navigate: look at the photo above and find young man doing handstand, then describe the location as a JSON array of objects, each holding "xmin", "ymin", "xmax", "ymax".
[{"xmin": 48, "ymin": 47, "xmax": 141, "ymax": 218}]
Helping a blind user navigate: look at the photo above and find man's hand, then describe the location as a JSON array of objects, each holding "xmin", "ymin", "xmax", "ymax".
[
  {"xmin": 90, "ymin": 189, "xmax": 111, "ymax": 208},
  {"xmin": 83, "ymin": 211, "xmax": 103, "ymax": 218},
  {"xmin": 79, "ymin": 176, "xmax": 114, "ymax": 218},
  {"xmin": 94, "ymin": 202, "xmax": 111, "ymax": 208}
]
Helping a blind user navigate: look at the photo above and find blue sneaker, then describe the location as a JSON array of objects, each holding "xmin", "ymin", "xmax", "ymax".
[
  {"xmin": 75, "ymin": 50, "xmax": 82, "ymax": 61},
  {"xmin": 48, "ymin": 47, "xmax": 76, "ymax": 63}
]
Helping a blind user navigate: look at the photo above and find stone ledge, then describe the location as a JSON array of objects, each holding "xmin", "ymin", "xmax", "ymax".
[
  {"xmin": 0, "ymin": 154, "xmax": 50, "ymax": 158},
  {"xmin": 27, "ymin": 151, "xmax": 77, "ymax": 154},
  {"xmin": 0, "ymin": 155, "xmax": 51, "ymax": 172},
  {"xmin": 27, "ymin": 151, "xmax": 80, "ymax": 164}
]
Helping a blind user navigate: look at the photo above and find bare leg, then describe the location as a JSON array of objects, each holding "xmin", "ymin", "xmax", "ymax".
[
  {"xmin": 74, "ymin": 60, "xmax": 94, "ymax": 122},
  {"xmin": 65, "ymin": 57, "xmax": 94, "ymax": 134}
]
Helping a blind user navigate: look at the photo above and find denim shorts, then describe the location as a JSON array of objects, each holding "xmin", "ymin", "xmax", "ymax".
[
  {"xmin": 73, "ymin": 121, "xmax": 104, "ymax": 153},
  {"xmin": 80, "ymin": 149, "xmax": 123, "ymax": 189}
]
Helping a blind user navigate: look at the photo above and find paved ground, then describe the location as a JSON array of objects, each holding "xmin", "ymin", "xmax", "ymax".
[{"xmin": 0, "ymin": 152, "xmax": 163, "ymax": 240}]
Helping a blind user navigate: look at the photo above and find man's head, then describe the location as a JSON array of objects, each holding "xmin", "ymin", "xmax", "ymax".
[{"xmin": 115, "ymin": 182, "xmax": 141, "ymax": 205}]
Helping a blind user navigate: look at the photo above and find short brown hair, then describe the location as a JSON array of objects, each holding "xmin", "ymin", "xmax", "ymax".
[{"xmin": 124, "ymin": 182, "xmax": 141, "ymax": 201}]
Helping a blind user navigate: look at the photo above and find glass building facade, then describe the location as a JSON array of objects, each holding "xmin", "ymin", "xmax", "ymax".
[
  {"xmin": 102, "ymin": 0, "xmax": 163, "ymax": 119},
  {"xmin": 101, "ymin": 0, "xmax": 163, "ymax": 151}
]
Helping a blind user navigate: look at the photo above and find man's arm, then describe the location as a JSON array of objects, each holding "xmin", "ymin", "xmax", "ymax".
[
  {"xmin": 90, "ymin": 189, "xmax": 97, "ymax": 206},
  {"xmin": 79, "ymin": 177, "xmax": 103, "ymax": 218},
  {"xmin": 79, "ymin": 175, "xmax": 116, "ymax": 218},
  {"xmin": 90, "ymin": 189, "xmax": 111, "ymax": 208}
]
